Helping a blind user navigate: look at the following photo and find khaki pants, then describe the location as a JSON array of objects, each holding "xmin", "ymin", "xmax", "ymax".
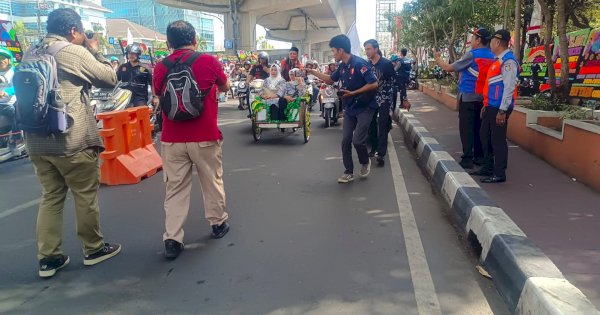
[
  {"xmin": 30, "ymin": 149, "xmax": 105, "ymax": 260},
  {"xmin": 161, "ymin": 141, "xmax": 228, "ymax": 243}
]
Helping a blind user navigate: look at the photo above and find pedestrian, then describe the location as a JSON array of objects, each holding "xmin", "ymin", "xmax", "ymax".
[
  {"xmin": 307, "ymin": 34, "xmax": 378, "ymax": 183},
  {"xmin": 478, "ymin": 29, "xmax": 520, "ymax": 184},
  {"xmin": 19, "ymin": 8, "xmax": 121, "ymax": 278},
  {"xmin": 433, "ymin": 28, "xmax": 495, "ymax": 169},
  {"xmin": 395, "ymin": 48, "xmax": 412, "ymax": 110},
  {"xmin": 152, "ymin": 20, "xmax": 231, "ymax": 260},
  {"xmin": 364, "ymin": 39, "xmax": 396, "ymax": 167},
  {"xmin": 110, "ymin": 56, "xmax": 119, "ymax": 72},
  {"xmin": 118, "ymin": 44, "xmax": 159, "ymax": 107},
  {"xmin": 281, "ymin": 46, "xmax": 303, "ymax": 81}
]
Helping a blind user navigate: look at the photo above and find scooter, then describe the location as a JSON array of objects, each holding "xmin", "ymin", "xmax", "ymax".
[
  {"xmin": 319, "ymin": 84, "xmax": 340, "ymax": 128},
  {"xmin": 408, "ymin": 70, "xmax": 419, "ymax": 90},
  {"xmin": 92, "ymin": 82, "xmax": 133, "ymax": 129},
  {"xmin": 237, "ymin": 74, "xmax": 249, "ymax": 110},
  {"xmin": 0, "ymin": 111, "xmax": 26, "ymax": 163}
]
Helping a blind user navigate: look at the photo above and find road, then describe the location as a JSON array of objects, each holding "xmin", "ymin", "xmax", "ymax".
[{"xmin": 0, "ymin": 100, "xmax": 509, "ymax": 315}]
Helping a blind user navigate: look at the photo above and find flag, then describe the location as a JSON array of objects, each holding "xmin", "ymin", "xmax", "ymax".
[{"xmin": 127, "ymin": 27, "xmax": 133, "ymax": 46}]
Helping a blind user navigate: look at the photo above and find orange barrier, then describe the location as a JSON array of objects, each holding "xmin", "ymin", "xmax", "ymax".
[{"xmin": 97, "ymin": 106, "xmax": 162, "ymax": 185}]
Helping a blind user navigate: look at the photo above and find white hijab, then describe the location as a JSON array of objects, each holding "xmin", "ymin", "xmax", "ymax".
[{"xmin": 265, "ymin": 64, "xmax": 284, "ymax": 90}]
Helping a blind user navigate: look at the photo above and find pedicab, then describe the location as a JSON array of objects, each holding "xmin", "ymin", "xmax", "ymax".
[{"xmin": 249, "ymin": 91, "xmax": 311, "ymax": 143}]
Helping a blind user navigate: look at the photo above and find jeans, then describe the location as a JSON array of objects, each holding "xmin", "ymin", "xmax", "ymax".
[{"xmin": 342, "ymin": 108, "xmax": 374, "ymax": 174}]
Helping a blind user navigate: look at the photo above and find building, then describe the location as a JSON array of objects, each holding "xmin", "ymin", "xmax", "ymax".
[
  {"xmin": 102, "ymin": 0, "xmax": 224, "ymax": 52},
  {"xmin": 375, "ymin": 0, "xmax": 398, "ymax": 56},
  {"xmin": 0, "ymin": 0, "xmax": 111, "ymax": 42}
]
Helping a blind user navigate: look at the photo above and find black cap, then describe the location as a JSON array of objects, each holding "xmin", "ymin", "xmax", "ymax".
[
  {"xmin": 290, "ymin": 46, "xmax": 299, "ymax": 52},
  {"xmin": 470, "ymin": 27, "xmax": 491, "ymax": 40},
  {"xmin": 492, "ymin": 30, "xmax": 511, "ymax": 42}
]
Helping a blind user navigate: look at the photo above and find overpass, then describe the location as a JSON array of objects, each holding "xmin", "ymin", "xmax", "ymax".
[{"xmin": 155, "ymin": 0, "xmax": 356, "ymax": 63}]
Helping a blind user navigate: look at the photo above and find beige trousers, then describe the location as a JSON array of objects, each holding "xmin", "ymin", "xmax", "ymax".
[{"xmin": 161, "ymin": 141, "xmax": 229, "ymax": 243}]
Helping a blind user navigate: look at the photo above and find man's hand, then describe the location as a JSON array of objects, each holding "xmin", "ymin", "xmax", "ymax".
[
  {"xmin": 151, "ymin": 96, "xmax": 159, "ymax": 106},
  {"xmin": 85, "ymin": 33, "xmax": 100, "ymax": 54},
  {"xmin": 306, "ymin": 69, "xmax": 316, "ymax": 76},
  {"xmin": 284, "ymin": 95, "xmax": 294, "ymax": 102},
  {"xmin": 262, "ymin": 64, "xmax": 270, "ymax": 73},
  {"xmin": 338, "ymin": 89, "xmax": 355, "ymax": 98},
  {"xmin": 480, "ymin": 106, "xmax": 486, "ymax": 119},
  {"xmin": 496, "ymin": 112, "xmax": 507, "ymax": 126}
]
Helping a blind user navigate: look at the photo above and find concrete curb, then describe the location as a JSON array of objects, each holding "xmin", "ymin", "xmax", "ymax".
[{"xmin": 396, "ymin": 110, "xmax": 600, "ymax": 315}]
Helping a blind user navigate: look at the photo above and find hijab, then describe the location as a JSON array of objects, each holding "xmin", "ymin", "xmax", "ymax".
[{"xmin": 265, "ymin": 64, "xmax": 284, "ymax": 90}]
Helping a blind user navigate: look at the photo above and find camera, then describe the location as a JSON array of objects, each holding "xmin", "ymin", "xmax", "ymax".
[
  {"xmin": 337, "ymin": 87, "xmax": 347, "ymax": 97},
  {"xmin": 85, "ymin": 31, "xmax": 95, "ymax": 39}
]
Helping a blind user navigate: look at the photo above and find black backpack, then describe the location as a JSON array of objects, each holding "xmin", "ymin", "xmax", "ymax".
[{"xmin": 159, "ymin": 51, "xmax": 210, "ymax": 121}]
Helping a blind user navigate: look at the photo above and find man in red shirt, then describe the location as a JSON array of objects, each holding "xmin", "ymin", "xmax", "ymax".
[{"xmin": 152, "ymin": 20, "xmax": 230, "ymax": 260}]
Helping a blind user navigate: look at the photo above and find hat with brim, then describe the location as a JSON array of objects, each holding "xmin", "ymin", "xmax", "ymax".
[
  {"xmin": 470, "ymin": 28, "xmax": 491, "ymax": 40},
  {"xmin": 492, "ymin": 30, "xmax": 511, "ymax": 42},
  {"xmin": 0, "ymin": 47, "xmax": 14, "ymax": 63}
]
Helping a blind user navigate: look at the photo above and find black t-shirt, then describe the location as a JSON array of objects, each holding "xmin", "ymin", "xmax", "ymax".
[
  {"xmin": 370, "ymin": 57, "xmax": 396, "ymax": 105},
  {"xmin": 117, "ymin": 62, "xmax": 152, "ymax": 101},
  {"xmin": 250, "ymin": 64, "xmax": 270, "ymax": 80}
]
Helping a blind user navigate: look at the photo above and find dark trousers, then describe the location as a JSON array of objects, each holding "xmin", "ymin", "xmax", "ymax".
[
  {"xmin": 458, "ymin": 99, "xmax": 484, "ymax": 162},
  {"xmin": 368, "ymin": 103, "xmax": 392, "ymax": 157},
  {"xmin": 269, "ymin": 98, "xmax": 288, "ymax": 121},
  {"xmin": 391, "ymin": 86, "xmax": 398, "ymax": 111},
  {"xmin": 342, "ymin": 109, "xmax": 373, "ymax": 174},
  {"xmin": 480, "ymin": 107, "xmax": 511, "ymax": 178}
]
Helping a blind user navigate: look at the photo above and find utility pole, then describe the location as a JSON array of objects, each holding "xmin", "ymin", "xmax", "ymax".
[{"xmin": 36, "ymin": 0, "xmax": 42, "ymax": 39}]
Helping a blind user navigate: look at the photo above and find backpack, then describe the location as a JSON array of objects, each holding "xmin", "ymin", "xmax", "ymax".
[
  {"xmin": 159, "ymin": 51, "xmax": 210, "ymax": 121},
  {"xmin": 13, "ymin": 41, "xmax": 71, "ymax": 135}
]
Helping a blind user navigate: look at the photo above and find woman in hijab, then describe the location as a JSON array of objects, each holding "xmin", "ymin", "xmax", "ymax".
[{"xmin": 260, "ymin": 64, "xmax": 286, "ymax": 120}]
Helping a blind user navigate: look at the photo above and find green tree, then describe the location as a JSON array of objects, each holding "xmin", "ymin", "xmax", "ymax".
[
  {"xmin": 256, "ymin": 36, "xmax": 274, "ymax": 50},
  {"xmin": 13, "ymin": 21, "xmax": 32, "ymax": 51},
  {"xmin": 196, "ymin": 35, "xmax": 208, "ymax": 52}
]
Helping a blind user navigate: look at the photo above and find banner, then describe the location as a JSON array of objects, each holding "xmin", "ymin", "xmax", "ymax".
[
  {"xmin": 552, "ymin": 28, "xmax": 591, "ymax": 85},
  {"xmin": 0, "ymin": 20, "xmax": 24, "ymax": 63},
  {"xmin": 570, "ymin": 28, "xmax": 600, "ymax": 99}
]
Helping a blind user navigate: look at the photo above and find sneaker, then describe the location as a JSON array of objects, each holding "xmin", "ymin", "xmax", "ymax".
[
  {"xmin": 39, "ymin": 255, "xmax": 70, "ymax": 278},
  {"xmin": 211, "ymin": 222, "xmax": 230, "ymax": 239},
  {"xmin": 360, "ymin": 159, "xmax": 371, "ymax": 178},
  {"xmin": 337, "ymin": 173, "xmax": 354, "ymax": 183},
  {"xmin": 164, "ymin": 239, "xmax": 184, "ymax": 260},
  {"xmin": 376, "ymin": 155, "xmax": 385, "ymax": 167},
  {"xmin": 83, "ymin": 243, "xmax": 122, "ymax": 266}
]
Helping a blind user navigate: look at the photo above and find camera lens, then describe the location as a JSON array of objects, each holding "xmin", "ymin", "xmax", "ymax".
[{"xmin": 85, "ymin": 31, "xmax": 94, "ymax": 39}]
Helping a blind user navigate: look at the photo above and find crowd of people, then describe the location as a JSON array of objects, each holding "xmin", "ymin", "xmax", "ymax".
[{"xmin": 0, "ymin": 6, "xmax": 520, "ymax": 278}]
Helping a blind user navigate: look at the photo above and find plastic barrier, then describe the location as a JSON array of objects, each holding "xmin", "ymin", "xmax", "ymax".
[{"xmin": 97, "ymin": 106, "xmax": 162, "ymax": 185}]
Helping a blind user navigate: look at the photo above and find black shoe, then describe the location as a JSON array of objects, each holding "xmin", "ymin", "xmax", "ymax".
[
  {"xmin": 164, "ymin": 239, "xmax": 184, "ymax": 260},
  {"xmin": 211, "ymin": 222, "xmax": 230, "ymax": 239},
  {"xmin": 84, "ymin": 243, "xmax": 122, "ymax": 266},
  {"xmin": 481, "ymin": 176, "xmax": 506, "ymax": 184},
  {"xmin": 473, "ymin": 158, "xmax": 484, "ymax": 166},
  {"xmin": 459, "ymin": 159, "xmax": 474, "ymax": 169},
  {"xmin": 368, "ymin": 151, "xmax": 376, "ymax": 158},
  {"xmin": 376, "ymin": 155, "xmax": 385, "ymax": 167},
  {"xmin": 39, "ymin": 255, "xmax": 70, "ymax": 278},
  {"xmin": 469, "ymin": 169, "xmax": 494, "ymax": 177}
]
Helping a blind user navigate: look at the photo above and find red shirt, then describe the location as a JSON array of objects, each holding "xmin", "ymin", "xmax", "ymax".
[{"xmin": 152, "ymin": 49, "xmax": 227, "ymax": 142}]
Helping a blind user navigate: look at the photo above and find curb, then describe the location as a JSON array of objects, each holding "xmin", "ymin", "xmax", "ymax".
[{"xmin": 396, "ymin": 110, "xmax": 600, "ymax": 315}]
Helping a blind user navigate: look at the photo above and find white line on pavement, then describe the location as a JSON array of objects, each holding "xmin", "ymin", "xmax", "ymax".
[
  {"xmin": 387, "ymin": 134, "xmax": 443, "ymax": 315},
  {"xmin": 0, "ymin": 198, "xmax": 40, "ymax": 220}
]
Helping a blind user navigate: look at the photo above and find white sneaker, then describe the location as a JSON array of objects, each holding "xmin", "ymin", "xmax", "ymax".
[
  {"xmin": 360, "ymin": 159, "xmax": 371, "ymax": 178},
  {"xmin": 338, "ymin": 173, "xmax": 354, "ymax": 183}
]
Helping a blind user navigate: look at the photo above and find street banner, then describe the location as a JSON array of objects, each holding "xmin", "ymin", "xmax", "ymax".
[
  {"xmin": 570, "ymin": 28, "xmax": 600, "ymax": 99},
  {"xmin": 552, "ymin": 28, "xmax": 591, "ymax": 88},
  {"xmin": 0, "ymin": 20, "xmax": 24, "ymax": 63}
]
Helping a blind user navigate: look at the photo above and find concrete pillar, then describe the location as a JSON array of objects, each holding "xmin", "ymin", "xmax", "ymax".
[
  {"xmin": 239, "ymin": 12, "xmax": 256, "ymax": 51},
  {"xmin": 223, "ymin": 13, "xmax": 235, "ymax": 54}
]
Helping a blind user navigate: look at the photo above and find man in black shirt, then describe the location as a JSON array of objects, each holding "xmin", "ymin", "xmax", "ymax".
[
  {"xmin": 364, "ymin": 39, "xmax": 396, "ymax": 166},
  {"xmin": 246, "ymin": 51, "xmax": 270, "ymax": 83},
  {"xmin": 118, "ymin": 44, "xmax": 157, "ymax": 107},
  {"xmin": 395, "ymin": 48, "xmax": 411, "ymax": 109}
]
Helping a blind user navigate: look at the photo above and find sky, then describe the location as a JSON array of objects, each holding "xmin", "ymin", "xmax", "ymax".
[{"xmin": 256, "ymin": 0, "xmax": 406, "ymax": 50}]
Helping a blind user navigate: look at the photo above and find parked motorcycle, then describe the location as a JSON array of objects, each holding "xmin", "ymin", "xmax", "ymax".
[
  {"xmin": 408, "ymin": 69, "xmax": 419, "ymax": 90},
  {"xmin": 0, "ymin": 110, "xmax": 26, "ymax": 163},
  {"xmin": 319, "ymin": 84, "xmax": 340, "ymax": 128}
]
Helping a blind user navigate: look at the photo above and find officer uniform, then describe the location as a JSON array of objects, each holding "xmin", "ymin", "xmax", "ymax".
[
  {"xmin": 330, "ymin": 54, "xmax": 378, "ymax": 175},
  {"xmin": 451, "ymin": 30, "xmax": 495, "ymax": 168},
  {"xmin": 395, "ymin": 56, "xmax": 411, "ymax": 106},
  {"xmin": 480, "ymin": 33, "xmax": 519, "ymax": 183},
  {"xmin": 118, "ymin": 62, "xmax": 152, "ymax": 107}
]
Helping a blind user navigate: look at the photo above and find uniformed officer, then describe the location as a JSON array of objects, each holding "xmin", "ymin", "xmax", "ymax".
[
  {"xmin": 434, "ymin": 28, "xmax": 495, "ymax": 169},
  {"xmin": 118, "ymin": 44, "xmax": 158, "ymax": 107},
  {"xmin": 308, "ymin": 34, "xmax": 378, "ymax": 183},
  {"xmin": 478, "ymin": 30, "xmax": 519, "ymax": 184}
]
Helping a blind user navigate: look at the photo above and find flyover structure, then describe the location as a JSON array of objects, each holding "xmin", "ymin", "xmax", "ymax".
[{"xmin": 155, "ymin": 0, "xmax": 356, "ymax": 62}]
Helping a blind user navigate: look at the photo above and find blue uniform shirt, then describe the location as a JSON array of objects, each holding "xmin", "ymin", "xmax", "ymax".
[{"xmin": 331, "ymin": 54, "xmax": 378, "ymax": 116}]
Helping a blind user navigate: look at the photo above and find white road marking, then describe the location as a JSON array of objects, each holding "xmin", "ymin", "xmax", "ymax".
[
  {"xmin": 0, "ymin": 198, "xmax": 40, "ymax": 220},
  {"xmin": 387, "ymin": 134, "xmax": 443, "ymax": 315}
]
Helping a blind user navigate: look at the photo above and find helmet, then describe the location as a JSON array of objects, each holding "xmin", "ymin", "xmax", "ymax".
[
  {"xmin": 312, "ymin": 60, "xmax": 319, "ymax": 66},
  {"xmin": 110, "ymin": 56, "xmax": 119, "ymax": 62},
  {"xmin": 390, "ymin": 54, "xmax": 398, "ymax": 62},
  {"xmin": 258, "ymin": 51, "xmax": 269, "ymax": 63},
  {"xmin": 0, "ymin": 47, "xmax": 14, "ymax": 63},
  {"xmin": 244, "ymin": 60, "xmax": 251, "ymax": 66},
  {"xmin": 126, "ymin": 44, "xmax": 142, "ymax": 55}
]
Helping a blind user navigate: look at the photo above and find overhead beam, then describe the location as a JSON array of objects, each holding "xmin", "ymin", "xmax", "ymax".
[
  {"xmin": 240, "ymin": 0, "xmax": 323, "ymax": 15},
  {"xmin": 156, "ymin": 0, "xmax": 230, "ymax": 13},
  {"xmin": 266, "ymin": 29, "xmax": 340, "ymax": 43}
]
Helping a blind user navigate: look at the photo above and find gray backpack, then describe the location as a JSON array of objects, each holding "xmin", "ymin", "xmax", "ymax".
[{"xmin": 14, "ymin": 41, "xmax": 70, "ymax": 135}]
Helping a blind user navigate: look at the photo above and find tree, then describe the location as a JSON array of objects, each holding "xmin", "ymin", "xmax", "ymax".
[
  {"xmin": 256, "ymin": 36, "xmax": 274, "ymax": 50},
  {"xmin": 514, "ymin": 0, "xmax": 523, "ymax": 61},
  {"xmin": 196, "ymin": 36, "xmax": 208, "ymax": 52},
  {"xmin": 555, "ymin": 0, "xmax": 570, "ymax": 98},
  {"xmin": 538, "ymin": 0, "xmax": 558, "ymax": 94},
  {"xmin": 13, "ymin": 21, "xmax": 31, "ymax": 51}
]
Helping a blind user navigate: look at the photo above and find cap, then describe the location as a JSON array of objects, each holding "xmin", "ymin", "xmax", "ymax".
[
  {"xmin": 390, "ymin": 54, "xmax": 398, "ymax": 62},
  {"xmin": 471, "ymin": 27, "xmax": 491, "ymax": 40},
  {"xmin": 0, "ymin": 47, "xmax": 14, "ymax": 62},
  {"xmin": 492, "ymin": 29, "xmax": 511, "ymax": 42},
  {"xmin": 110, "ymin": 56, "xmax": 119, "ymax": 62}
]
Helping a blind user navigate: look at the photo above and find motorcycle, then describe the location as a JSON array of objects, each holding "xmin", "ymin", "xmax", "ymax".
[
  {"xmin": 236, "ymin": 74, "xmax": 249, "ymax": 110},
  {"xmin": 319, "ymin": 84, "xmax": 340, "ymax": 128},
  {"xmin": 230, "ymin": 74, "xmax": 242, "ymax": 99},
  {"xmin": 408, "ymin": 69, "xmax": 419, "ymax": 90},
  {"xmin": 92, "ymin": 82, "xmax": 133, "ymax": 129},
  {"xmin": 0, "ymin": 109, "xmax": 26, "ymax": 163},
  {"xmin": 306, "ymin": 77, "xmax": 319, "ymax": 112}
]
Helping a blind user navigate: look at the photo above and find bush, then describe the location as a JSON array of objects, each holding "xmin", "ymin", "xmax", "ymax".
[
  {"xmin": 560, "ymin": 106, "xmax": 590, "ymax": 120},
  {"xmin": 525, "ymin": 93, "xmax": 568, "ymax": 111}
]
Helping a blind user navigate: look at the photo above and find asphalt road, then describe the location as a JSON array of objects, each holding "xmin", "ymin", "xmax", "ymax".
[{"xmin": 0, "ymin": 99, "xmax": 509, "ymax": 315}]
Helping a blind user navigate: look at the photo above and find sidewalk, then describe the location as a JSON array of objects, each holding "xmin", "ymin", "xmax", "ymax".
[{"xmin": 406, "ymin": 90, "xmax": 600, "ymax": 308}]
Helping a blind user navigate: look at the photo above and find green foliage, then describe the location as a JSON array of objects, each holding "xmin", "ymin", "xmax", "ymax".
[
  {"xmin": 256, "ymin": 36, "xmax": 274, "ymax": 50},
  {"xmin": 526, "ymin": 93, "xmax": 569, "ymax": 111},
  {"xmin": 560, "ymin": 105, "xmax": 592, "ymax": 120},
  {"xmin": 196, "ymin": 36, "xmax": 208, "ymax": 52}
]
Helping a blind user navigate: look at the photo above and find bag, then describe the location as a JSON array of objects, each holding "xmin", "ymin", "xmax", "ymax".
[
  {"xmin": 13, "ymin": 41, "xmax": 71, "ymax": 135},
  {"xmin": 159, "ymin": 51, "xmax": 210, "ymax": 121}
]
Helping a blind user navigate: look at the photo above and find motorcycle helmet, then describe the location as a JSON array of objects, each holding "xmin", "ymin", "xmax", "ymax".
[
  {"xmin": 390, "ymin": 54, "xmax": 398, "ymax": 62},
  {"xmin": 110, "ymin": 56, "xmax": 119, "ymax": 62},
  {"xmin": 258, "ymin": 51, "xmax": 269, "ymax": 64},
  {"xmin": 0, "ymin": 47, "xmax": 15, "ymax": 64},
  {"xmin": 126, "ymin": 44, "xmax": 142, "ymax": 56},
  {"xmin": 244, "ymin": 60, "xmax": 251, "ymax": 67}
]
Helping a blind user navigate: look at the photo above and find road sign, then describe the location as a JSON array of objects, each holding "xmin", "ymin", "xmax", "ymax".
[
  {"xmin": 108, "ymin": 37, "xmax": 114, "ymax": 45},
  {"xmin": 224, "ymin": 40, "xmax": 233, "ymax": 49}
]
